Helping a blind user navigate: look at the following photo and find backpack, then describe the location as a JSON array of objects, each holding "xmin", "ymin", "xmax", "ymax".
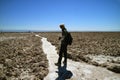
[{"xmin": 66, "ymin": 32, "xmax": 73, "ymax": 45}]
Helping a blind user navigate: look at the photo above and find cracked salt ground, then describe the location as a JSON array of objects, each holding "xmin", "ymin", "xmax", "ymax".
[{"xmin": 36, "ymin": 35, "xmax": 120, "ymax": 80}]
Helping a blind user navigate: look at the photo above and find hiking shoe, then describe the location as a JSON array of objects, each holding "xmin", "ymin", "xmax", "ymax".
[{"xmin": 55, "ymin": 63, "xmax": 61, "ymax": 66}]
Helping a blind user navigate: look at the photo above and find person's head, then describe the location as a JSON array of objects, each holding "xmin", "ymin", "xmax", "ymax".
[{"xmin": 59, "ymin": 24, "xmax": 65, "ymax": 29}]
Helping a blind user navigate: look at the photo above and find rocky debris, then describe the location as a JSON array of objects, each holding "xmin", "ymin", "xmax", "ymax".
[{"xmin": 0, "ymin": 33, "xmax": 48, "ymax": 80}]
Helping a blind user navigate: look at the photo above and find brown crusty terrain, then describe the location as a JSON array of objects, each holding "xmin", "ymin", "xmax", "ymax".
[{"xmin": 0, "ymin": 33, "xmax": 48, "ymax": 80}]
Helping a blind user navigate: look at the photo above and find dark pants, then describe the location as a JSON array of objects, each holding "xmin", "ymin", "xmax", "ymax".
[{"xmin": 58, "ymin": 43, "xmax": 68, "ymax": 64}]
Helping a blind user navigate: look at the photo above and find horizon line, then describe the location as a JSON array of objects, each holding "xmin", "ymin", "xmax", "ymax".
[{"xmin": 0, "ymin": 30, "xmax": 120, "ymax": 32}]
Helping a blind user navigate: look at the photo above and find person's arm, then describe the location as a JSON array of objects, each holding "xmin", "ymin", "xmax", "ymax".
[
  {"xmin": 61, "ymin": 28, "xmax": 68, "ymax": 41},
  {"xmin": 64, "ymin": 29, "xmax": 68, "ymax": 37}
]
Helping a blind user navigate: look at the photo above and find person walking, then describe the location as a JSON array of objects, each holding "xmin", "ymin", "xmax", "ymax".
[{"xmin": 55, "ymin": 24, "xmax": 69, "ymax": 66}]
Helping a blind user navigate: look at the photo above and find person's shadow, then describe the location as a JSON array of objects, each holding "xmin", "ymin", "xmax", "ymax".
[{"xmin": 55, "ymin": 64, "xmax": 73, "ymax": 80}]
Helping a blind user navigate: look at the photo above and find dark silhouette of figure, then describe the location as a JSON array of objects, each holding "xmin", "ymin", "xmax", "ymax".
[
  {"xmin": 55, "ymin": 64, "xmax": 73, "ymax": 80},
  {"xmin": 55, "ymin": 24, "xmax": 69, "ymax": 66}
]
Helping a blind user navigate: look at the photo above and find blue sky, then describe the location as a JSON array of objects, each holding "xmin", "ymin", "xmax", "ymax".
[{"xmin": 0, "ymin": 0, "xmax": 120, "ymax": 31}]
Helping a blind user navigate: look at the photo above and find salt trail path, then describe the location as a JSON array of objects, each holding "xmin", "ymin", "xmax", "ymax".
[{"xmin": 36, "ymin": 35, "xmax": 120, "ymax": 80}]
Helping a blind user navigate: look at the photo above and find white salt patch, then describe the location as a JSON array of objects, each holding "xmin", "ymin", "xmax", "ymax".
[
  {"xmin": 35, "ymin": 35, "xmax": 42, "ymax": 38},
  {"xmin": 104, "ymin": 77, "xmax": 120, "ymax": 80},
  {"xmin": 85, "ymin": 54, "xmax": 120, "ymax": 64},
  {"xmin": 41, "ymin": 38, "xmax": 58, "ymax": 80},
  {"xmin": 83, "ymin": 69, "xmax": 92, "ymax": 74},
  {"xmin": 20, "ymin": 69, "xmax": 35, "ymax": 80}
]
